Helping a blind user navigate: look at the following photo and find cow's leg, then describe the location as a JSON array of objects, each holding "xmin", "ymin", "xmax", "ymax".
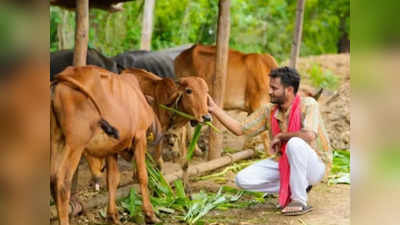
[
  {"xmin": 134, "ymin": 134, "xmax": 160, "ymax": 224},
  {"xmin": 179, "ymin": 127, "xmax": 191, "ymax": 193},
  {"xmin": 85, "ymin": 153, "xmax": 105, "ymax": 191},
  {"xmin": 106, "ymin": 154, "xmax": 121, "ymax": 224},
  {"xmin": 153, "ymin": 140, "xmax": 164, "ymax": 172},
  {"xmin": 119, "ymin": 150, "xmax": 138, "ymax": 183},
  {"xmin": 54, "ymin": 145, "xmax": 84, "ymax": 225}
]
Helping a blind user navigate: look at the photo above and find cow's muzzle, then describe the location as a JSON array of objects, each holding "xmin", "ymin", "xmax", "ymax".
[
  {"xmin": 190, "ymin": 120, "xmax": 199, "ymax": 127},
  {"xmin": 202, "ymin": 114, "xmax": 212, "ymax": 122}
]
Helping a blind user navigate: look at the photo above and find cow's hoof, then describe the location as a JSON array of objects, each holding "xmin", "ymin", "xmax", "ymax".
[
  {"xmin": 194, "ymin": 147, "xmax": 203, "ymax": 157},
  {"xmin": 70, "ymin": 195, "xmax": 85, "ymax": 216},
  {"xmin": 107, "ymin": 212, "xmax": 121, "ymax": 224},
  {"xmin": 131, "ymin": 174, "xmax": 139, "ymax": 184},
  {"xmin": 156, "ymin": 161, "xmax": 164, "ymax": 173},
  {"xmin": 89, "ymin": 177, "xmax": 103, "ymax": 192},
  {"xmin": 95, "ymin": 183, "xmax": 101, "ymax": 192},
  {"xmin": 184, "ymin": 183, "xmax": 193, "ymax": 194},
  {"xmin": 145, "ymin": 214, "xmax": 161, "ymax": 224},
  {"xmin": 89, "ymin": 180, "xmax": 101, "ymax": 192}
]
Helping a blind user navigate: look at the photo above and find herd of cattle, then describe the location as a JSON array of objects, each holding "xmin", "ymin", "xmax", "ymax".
[{"xmin": 50, "ymin": 44, "xmax": 280, "ymax": 225}]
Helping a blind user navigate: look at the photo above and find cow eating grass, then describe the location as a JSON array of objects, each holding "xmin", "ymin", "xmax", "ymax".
[
  {"xmin": 122, "ymin": 68, "xmax": 210, "ymax": 192},
  {"xmin": 83, "ymin": 68, "xmax": 211, "ymax": 194}
]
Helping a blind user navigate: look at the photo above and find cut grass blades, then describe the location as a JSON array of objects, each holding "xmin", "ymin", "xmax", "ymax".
[
  {"xmin": 120, "ymin": 135, "xmax": 266, "ymax": 224},
  {"xmin": 329, "ymin": 150, "xmax": 350, "ymax": 184},
  {"xmin": 195, "ymin": 160, "xmax": 256, "ymax": 181},
  {"xmin": 120, "ymin": 188, "xmax": 146, "ymax": 223},
  {"xmin": 185, "ymin": 187, "xmax": 238, "ymax": 225},
  {"xmin": 187, "ymin": 124, "xmax": 202, "ymax": 161},
  {"xmin": 159, "ymin": 104, "xmax": 221, "ymax": 133}
]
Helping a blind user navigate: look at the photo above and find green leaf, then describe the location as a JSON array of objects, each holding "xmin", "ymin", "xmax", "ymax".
[
  {"xmin": 187, "ymin": 124, "xmax": 203, "ymax": 161},
  {"xmin": 159, "ymin": 104, "xmax": 221, "ymax": 133}
]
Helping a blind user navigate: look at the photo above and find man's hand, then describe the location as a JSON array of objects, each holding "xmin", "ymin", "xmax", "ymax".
[
  {"xmin": 269, "ymin": 133, "xmax": 282, "ymax": 155},
  {"xmin": 207, "ymin": 95, "xmax": 218, "ymax": 114}
]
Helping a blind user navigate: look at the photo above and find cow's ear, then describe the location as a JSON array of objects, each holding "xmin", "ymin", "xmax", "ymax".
[{"xmin": 176, "ymin": 78, "xmax": 188, "ymax": 88}]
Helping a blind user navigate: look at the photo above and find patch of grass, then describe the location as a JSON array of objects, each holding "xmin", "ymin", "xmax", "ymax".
[
  {"xmin": 329, "ymin": 150, "xmax": 350, "ymax": 185},
  {"xmin": 119, "ymin": 157, "xmax": 269, "ymax": 225},
  {"xmin": 307, "ymin": 63, "xmax": 340, "ymax": 91},
  {"xmin": 194, "ymin": 160, "xmax": 256, "ymax": 182}
]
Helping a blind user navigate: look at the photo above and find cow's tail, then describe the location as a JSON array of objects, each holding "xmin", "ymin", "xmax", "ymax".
[
  {"xmin": 50, "ymin": 84, "xmax": 61, "ymax": 199},
  {"xmin": 54, "ymin": 75, "xmax": 120, "ymax": 140},
  {"xmin": 147, "ymin": 112, "xmax": 163, "ymax": 147}
]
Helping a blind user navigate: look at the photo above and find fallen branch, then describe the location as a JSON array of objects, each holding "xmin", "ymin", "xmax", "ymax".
[{"xmin": 50, "ymin": 149, "xmax": 255, "ymax": 220}]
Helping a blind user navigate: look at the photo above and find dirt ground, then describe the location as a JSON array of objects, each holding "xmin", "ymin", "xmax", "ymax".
[
  {"xmin": 164, "ymin": 182, "xmax": 350, "ymax": 225},
  {"xmin": 51, "ymin": 53, "xmax": 350, "ymax": 225}
]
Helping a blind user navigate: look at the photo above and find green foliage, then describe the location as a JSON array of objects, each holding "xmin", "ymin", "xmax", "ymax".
[
  {"xmin": 308, "ymin": 63, "xmax": 340, "ymax": 90},
  {"xmin": 119, "ymin": 154, "xmax": 271, "ymax": 224},
  {"xmin": 50, "ymin": 0, "xmax": 349, "ymax": 62},
  {"xmin": 50, "ymin": 7, "xmax": 61, "ymax": 52},
  {"xmin": 329, "ymin": 150, "xmax": 350, "ymax": 184},
  {"xmin": 187, "ymin": 124, "xmax": 203, "ymax": 161}
]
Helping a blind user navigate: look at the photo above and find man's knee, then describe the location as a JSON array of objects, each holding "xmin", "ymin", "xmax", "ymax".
[
  {"xmin": 286, "ymin": 137, "xmax": 307, "ymax": 156},
  {"xmin": 235, "ymin": 171, "xmax": 245, "ymax": 189}
]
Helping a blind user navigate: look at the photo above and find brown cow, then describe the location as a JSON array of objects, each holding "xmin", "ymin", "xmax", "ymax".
[
  {"xmin": 123, "ymin": 68, "xmax": 210, "ymax": 190},
  {"xmin": 174, "ymin": 44, "xmax": 279, "ymax": 152},
  {"xmin": 84, "ymin": 68, "xmax": 210, "ymax": 192},
  {"xmin": 50, "ymin": 66, "xmax": 162, "ymax": 225}
]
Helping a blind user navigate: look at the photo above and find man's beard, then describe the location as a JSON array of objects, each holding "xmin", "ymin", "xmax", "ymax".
[{"xmin": 270, "ymin": 93, "xmax": 286, "ymax": 105}]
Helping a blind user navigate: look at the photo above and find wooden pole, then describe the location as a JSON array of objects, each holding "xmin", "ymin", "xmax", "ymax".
[
  {"xmin": 289, "ymin": 0, "xmax": 306, "ymax": 68},
  {"xmin": 73, "ymin": 0, "xmax": 89, "ymax": 66},
  {"xmin": 71, "ymin": 0, "xmax": 89, "ymax": 194},
  {"xmin": 209, "ymin": 0, "xmax": 231, "ymax": 161},
  {"xmin": 50, "ymin": 149, "xmax": 256, "ymax": 220},
  {"xmin": 140, "ymin": 0, "xmax": 155, "ymax": 50}
]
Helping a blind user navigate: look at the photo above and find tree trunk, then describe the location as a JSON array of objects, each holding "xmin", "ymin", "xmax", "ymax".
[
  {"xmin": 289, "ymin": 0, "xmax": 306, "ymax": 68},
  {"xmin": 209, "ymin": 0, "xmax": 231, "ymax": 161},
  {"xmin": 180, "ymin": 1, "xmax": 191, "ymax": 43},
  {"xmin": 57, "ymin": 10, "xmax": 67, "ymax": 50},
  {"xmin": 337, "ymin": 16, "xmax": 350, "ymax": 53},
  {"xmin": 73, "ymin": 0, "xmax": 89, "ymax": 66},
  {"xmin": 140, "ymin": 0, "xmax": 155, "ymax": 50},
  {"xmin": 71, "ymin": 0, "xmax": 89, "ymax": 194},
  {"xmin": 57, "ymin": 10, "xmax": 74, "ymax": 50}
]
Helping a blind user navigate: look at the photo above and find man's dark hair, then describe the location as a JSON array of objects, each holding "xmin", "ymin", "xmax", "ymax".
[{"xmin": 269, "ymin": 66, "xmax": 300, "ymax": 94}]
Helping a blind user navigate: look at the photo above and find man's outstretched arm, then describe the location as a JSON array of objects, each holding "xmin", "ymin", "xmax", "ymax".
[{"xmin": 208, "ymin": 95, "xmax": 244, "ymax": 136}]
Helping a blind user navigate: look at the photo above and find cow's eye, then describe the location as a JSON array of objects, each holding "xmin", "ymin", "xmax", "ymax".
[{"xmin": 185, "ymin": 88, "xmax": 192, "ymax": 94}]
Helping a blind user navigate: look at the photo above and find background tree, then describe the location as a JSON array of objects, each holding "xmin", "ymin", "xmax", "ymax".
[{"xmin": 50, "ymin": 0, "xmax": 350, "ymax": 62}]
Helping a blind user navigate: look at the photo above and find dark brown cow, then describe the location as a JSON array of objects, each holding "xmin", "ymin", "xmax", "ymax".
[
  {"xmin": 175, "ymin": 44, "xmax": 279, "ymax": 152},
  {"xmin": 50, "ymin": 66, "xmax": 161, "ymax": 225},
  {"xmin": 50, "ymin": 0, "xmax": 128, "ymax": 12}
]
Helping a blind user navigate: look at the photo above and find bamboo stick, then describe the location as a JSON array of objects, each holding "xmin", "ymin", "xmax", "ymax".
[{"xmin": 209, "ymin": 0, "xmax": 231, "ymax": 160}]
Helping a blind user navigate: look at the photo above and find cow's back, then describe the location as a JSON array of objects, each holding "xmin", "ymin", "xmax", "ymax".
[
  {"xmin": 55, "ymin": 66, "xmax": 153, "ymax": 141},
  {"xmin": 175, "ymin": 44, "xmax": 279, "ymax": 113}
]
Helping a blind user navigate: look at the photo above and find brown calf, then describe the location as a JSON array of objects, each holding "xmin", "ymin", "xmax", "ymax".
[{"xmin": 123, "ymin": 68, "xmax": 210, "ymax": 191}]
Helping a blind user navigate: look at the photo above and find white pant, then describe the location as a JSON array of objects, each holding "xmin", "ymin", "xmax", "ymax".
[{"xmin": 235, "ymin": 137, "xmax": 325, "ymax": 206}]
